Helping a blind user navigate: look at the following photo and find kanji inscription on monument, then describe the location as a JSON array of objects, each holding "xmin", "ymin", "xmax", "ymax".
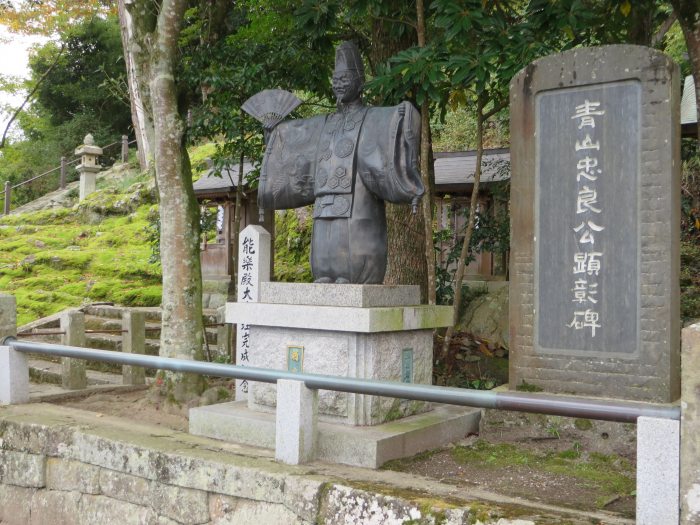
[
  {"xmin": 536, "ymin": 82, "xmax": 639, "ymax": 355},
  {"xmin": 509, "ymin": 45, "xmax": 680, "ymax": 402},
  {"xmin": 235, "ymin": 225, "xmax": 270, "ymax": 399}
]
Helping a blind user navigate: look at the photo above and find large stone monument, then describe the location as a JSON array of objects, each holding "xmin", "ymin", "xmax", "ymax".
[{"xmin": 509, "ymin": 45, "xmax": 680, "ymax": 402}]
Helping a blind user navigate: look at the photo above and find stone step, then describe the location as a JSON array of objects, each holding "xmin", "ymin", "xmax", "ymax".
[
  {"xmin": 19, "ymin": 304, "xmax": 232, "ymax": 379},
  {"xmin": 28, "ymin": 350, "xmax": 159, "ymax": 378},
  {"xmin": 82, "ymin": 315, "xmax": 219, "ymax": 344},
  {"xmin": 82, "ymin": 304, "xmax": 220, "ymax": 324},
  {"xmin": 28, "ymin": 358, "xmax": 125, "ymax": 386},
  {"xmin": 82, "ymin": 304, "xmax": 163, "ymax": 322}
]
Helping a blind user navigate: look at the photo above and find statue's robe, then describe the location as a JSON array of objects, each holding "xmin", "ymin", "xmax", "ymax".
[{"xmin": 258, "ymin": 101, "xmax": 423, "ymax": 284}]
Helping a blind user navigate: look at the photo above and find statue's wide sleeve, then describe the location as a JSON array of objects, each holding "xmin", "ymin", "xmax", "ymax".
[
  {"xmin": 356, "ymin": 102, "xmax": 424, "ymax": 204},
  {"xmin": 258, "ymin": 115, "xmax": 326, "ymax": 210}
]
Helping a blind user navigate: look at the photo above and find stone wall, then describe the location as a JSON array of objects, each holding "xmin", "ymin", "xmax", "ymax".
[{"xmin": 0, "ymin": 403, "xmax": 555, "ymax": 525}]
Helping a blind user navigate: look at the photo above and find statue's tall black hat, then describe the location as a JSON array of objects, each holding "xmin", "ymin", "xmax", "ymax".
[{"xmin": 335, "ymin": 41, "xmax": 365, "ymax": 79}]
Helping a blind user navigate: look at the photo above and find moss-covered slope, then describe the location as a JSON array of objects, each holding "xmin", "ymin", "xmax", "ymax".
[{"xmin": 0, "ymin": 167, "xmax": 162, "ymax": 326}]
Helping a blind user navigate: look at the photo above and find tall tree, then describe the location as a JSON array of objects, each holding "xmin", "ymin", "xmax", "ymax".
[
  {"xmin": 365, "ymin": 2, "xmax": 431, "ymax": 303},
  {"xmin": 28, "ymin": 17, "xmax": 130, "ymax": 134},
  {"xmin": 117, "ymin": 1, "xmax": 153, "ymax": 170},
  {"xmin": 123, "ymin": 0, "xmax": 206, "ymax": 401},
  {"xmin": 0, "ymin": 0, "xmax": 113, "ymax": 35}
]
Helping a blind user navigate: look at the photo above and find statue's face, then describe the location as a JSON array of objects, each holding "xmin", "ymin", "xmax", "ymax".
[{"xmin": 332, "ymin": 71, "xmax": 363, "ymax": 104}]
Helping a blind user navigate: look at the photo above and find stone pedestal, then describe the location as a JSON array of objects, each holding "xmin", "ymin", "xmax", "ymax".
[
  {"xmin": 190, "ymin": 283, "xmax": 481, "ymax": 467},
  {"xmin": 78, "ymin": 170, "xmax": 98, "ymax": 201},
  {"xmin": 228, "ymin": 283, "xmax": 449, "ymax": 426}
]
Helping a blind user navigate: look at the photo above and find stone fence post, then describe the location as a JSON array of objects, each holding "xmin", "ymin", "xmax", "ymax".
[
  {"xmin": 216, "ymin": 306, "xmax": 232, "ymax": 362},
  {"xmin": 4, "ymin": 180, "xmax": 10, "ymax": 215},
  {"xmin": 0, "ymin": 294, "xmax": 28, "ymax": 405},
  {"xmin": 122, "ymin": 310, "xmax": 146, "ymax": 385},
  {"xmin": 121, "ymin": 135, "xmax": 129, "ymax": 164},
  {"xmin": 681, "ymin": 322, "xmax": 700, "ymax": 524},
  {"xmin": 275, "ymin": 379, "xmax": 318, "ymax": 465},
  {"xmin": 60, "ymin": 310, "xmax": 87, "ymax": 390},
  {"xmin": 60, "ymin": 156, "xmax": 67, "ymax": 189}
]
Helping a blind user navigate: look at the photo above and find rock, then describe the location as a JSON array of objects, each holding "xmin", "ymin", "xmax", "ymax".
[
  {"xmin": 30, "ymin": 488, "xmax": 82, "ymax": 525},
  {"xmin": 208, "ymin": 495, "xmax": 306, "ymax": 525},
  {"xmin": 459, "ymin": 284, "xmax": 509, "ymax": 349},
  {"xmin": 46, "ymin": 458, "xmax": 100, "ymax": 494},
  {"xmin": 0, "ymin": 485, "xmax": 36, "ymax": 524},
  {"xmin": 0, "ymin": 450, "xmax": 46, "ymax": 487},
  {"xmin": 34, "ymin": 240, "xmax": 46, "ymax": 248}
]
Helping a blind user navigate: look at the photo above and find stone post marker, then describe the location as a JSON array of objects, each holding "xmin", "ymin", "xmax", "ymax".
[
  {"xmin": 61, "ymin": 310, "xmax": 87, "ymax": 390},
  {"xmin": 681, "ymin": 322, "xmax": 700, "ymax": 524},
  {"xmin": 235, "ymin": 225, "xmax": 270, "ymax": 399},
  {"xmin": 509, "ymin": 45, "xmax": 680, "ymax": 402},
  {"xmin": 122, "ymin": 310, "xmax": 146, "ymax": 385},
  {"xmin": 75, "ymin": 133, "xmax": 102, "ymax": 201},
  {"xmin": 275, "ymin": 379, "xmax": 318, "ymax": 465},
  {"xmin": 0, "ymin": 294, "xmax": 28, "ymax": 405},
  {"xmin": 3, "ymin": 180, "xmax": 10, "ymax": 215}
]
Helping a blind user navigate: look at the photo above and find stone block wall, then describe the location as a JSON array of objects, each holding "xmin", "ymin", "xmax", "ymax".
[
  {"xmin": 0, "ymin": 404, "xmax": 541, "ymax": 525},
  {"xmin": 0, "ymin": 451, "xmax": 477, "ymax": 525}
]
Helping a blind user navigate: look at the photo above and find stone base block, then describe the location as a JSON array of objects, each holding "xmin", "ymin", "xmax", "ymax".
[
  {"xmin": 637, "ymin": 416, "xmax": 679, "ymax": 524},
  {"xmin": 247, "ymin": 327, "xmax": 434, "ymax": 426},
  {"xmin": 189, "ymin": 401, "xmax": 481, "ymax": 469},
  {"xmin": 0, "ymin": 346, "xmax": 29, "ymax": 405},
  {"xmin": 79, "ymin": 171, "xmax": 97, "ymax": 201}
]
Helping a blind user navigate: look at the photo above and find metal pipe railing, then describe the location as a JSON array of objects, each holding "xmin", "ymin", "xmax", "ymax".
[{"xmin": 4, "ymin": 337, "xmax": 680, "ymax": 423}]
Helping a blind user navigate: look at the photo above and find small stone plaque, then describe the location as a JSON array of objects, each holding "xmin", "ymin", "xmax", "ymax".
[
  {"xmin": 287, "ymin": 345, "xmax": 304, "ymax": 373},
  {"xmin": 401, "ymin": 348, "xmax": 413, "ymax": 383}
]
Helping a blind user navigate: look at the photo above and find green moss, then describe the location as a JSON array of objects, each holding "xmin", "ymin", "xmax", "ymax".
[
  {"xmin": 451, "ymin": 440, "xmax": 634, "ymax": 509},
  {"xmin": 189, "ymin": 142, "xmax": 218, "ymax": 178},
  {"xmin": 516, "ymin": 380, "xmax": 544, "ymax": 392},
  {"xmin": 216, "ymin": 387, "xmax": 231, "ymax": 401},
  {"xmin": 574, "ymin": 418, "xmax": 594, "ymax": 431},
  {"xmin": 274, "ymin": 208, "xmax": 313, "ymax": 282},
  {"xmin": 0, "ymin": 165, "xmax": 163, "ymax": 325},
  {"xmin": 381, "ymin": 448, "xmax": 440, "ymax": 471}
]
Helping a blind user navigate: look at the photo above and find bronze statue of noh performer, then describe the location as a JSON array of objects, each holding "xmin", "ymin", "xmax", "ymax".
[{"xmin": 242, "ymin": 41, "xmax": 424, "ymax": 284}]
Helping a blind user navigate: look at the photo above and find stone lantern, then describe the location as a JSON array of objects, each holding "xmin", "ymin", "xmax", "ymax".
[{"xmin": 75, "ymin": 133, "xmax": 103, "ymax": 201}]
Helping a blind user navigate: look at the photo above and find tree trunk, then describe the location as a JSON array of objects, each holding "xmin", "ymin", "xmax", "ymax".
[
  {"xmin": 232, "ymin": 144, "xmax": 245, "ymax": 289},
  {"xmin": 671, "ymin": 0, "xmax": 700, "ymax": 143},
  {"xmin": 416, "ymin": 0, "xmax": 436, "ymax": 304},
  {"xmin": 441, "ymin": 96, "xmax": 485, "ymax": 356},
  {"xmin": 128, "ymin": 0, "xmax": 205, "ymax": 402},
  {"xmin": 118, "ymin": 0, "xmax": 154, "ymax": 171},
  {"xmin": 369, "ymin": 5, "xmax": 429, "ymax": 301}
]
